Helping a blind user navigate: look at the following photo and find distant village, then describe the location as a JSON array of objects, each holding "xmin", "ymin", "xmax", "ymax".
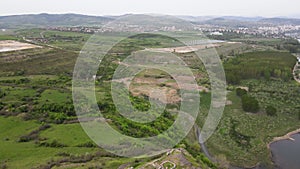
[{"xmin": 47, "ymin": 23, "xmax": 300, "ymax": 41}]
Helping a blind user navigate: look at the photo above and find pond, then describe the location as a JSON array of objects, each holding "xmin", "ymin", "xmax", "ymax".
[{"xmin": 270, "ymin": 133, "xmax": 300, "ymax": 169}]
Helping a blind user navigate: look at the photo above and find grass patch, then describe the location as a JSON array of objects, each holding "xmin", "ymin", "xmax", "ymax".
[{"xmin": 39, "ymin": 89, "xmax": 70, "ymax": 104}]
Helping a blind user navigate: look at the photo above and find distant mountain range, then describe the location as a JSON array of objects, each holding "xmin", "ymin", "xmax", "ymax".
[{"xmin": 1, "ymin": 13, "xmax": 300, "ymax": 29}]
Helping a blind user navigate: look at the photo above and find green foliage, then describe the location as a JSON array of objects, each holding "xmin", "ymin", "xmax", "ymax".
[
  {"xmin": 229, "ymin": 119, "xmax": 253, "ymax": 149},
  {"xmin": 196, "ymin": 154, "xmax": 217, "ymax": 169},
  {"xmin": 39, "ymin": 139, "xmax": 67, "ymax": 148},
  {"xmin": 48, "ymin": 112, "xmax": 67, "ymax": 124},
  {"xmin": 266, "ymin": 105, "xmax": 277, "ymax": 116},
  {"xmin": 0, "ymin": 31, "xmax": 208, "ymax": 168},
  {"xmin": 0, "ymin": 34, "xmax": 18, "ymax": 40},
  {"xmin": 225, "ymin": 51, "xmax": 296, "ymax": 84},
  {"xmin": 181, "ymin": 139, "xmax": 217, "ymax": 169},
  {"xmin": 77, "ymin": 141, "xmax": 97, "ymax": 148},
  {"xmin": 98, "ymin": 95, "xmax": 176, "ymax": 138},
  {"xmin": 0, "ymin": 48, "xmax": 77, "ymax": 76},
  {"xmin": 236, "ymin": 88, "xmax": 247, "ymax": 97},
  {"xmin": 282, "ymin": 39, "xmax": 300, "ymax": 53},
  {"xmin": 206, "ymin": 80, "xmax": 300, "ymax": 167},
  {"xmin": 35, "ymin": 102, "xmax": 75, "ymax": 116},
  {"xmin": 241, "ymin": 94, "xmax": 259, "ymax": 113},
  {"xmin": 97, "ymin": 33, "xmax": 183, "ymax": 80},
  {"xmin": 130, "ymin": 95, "xmax": 151, "ymax": 111},
  {"xmin": 16, "ymin": 105, "xmax": 29, "ymax": 113},
  {"xmin": 243, "ymin": 80, "xmax": 300, "ymax": 115}
]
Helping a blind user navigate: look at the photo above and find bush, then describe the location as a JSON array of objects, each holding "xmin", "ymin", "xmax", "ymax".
[
  {"xmin": 39, "ymin": 140, "xmax": 66, "ymax": 148},
  {"xmin": 16, "ymin": 105, "xmax": 29, "ymax": 113},
  {"xmin": 18, "ymin": 135, "xmax": 32, "ymax": 142},
  {"xmin": 241, "ymin": 95, "xmax": 259, "ymax": 113},
  {"xmin": 49, "ymin": 112, "xmax": 67, "ymax": 124},
  {"xmin": 77, "ymin": 141, "xmax": 97, "ymax": 148},
  {"xmin": 236, "ymin": 88, "xmax": 247, "ymax": 97},
  {"xmin": 266, "ymin": 106, "xmax": 277, "ymax": 116}
]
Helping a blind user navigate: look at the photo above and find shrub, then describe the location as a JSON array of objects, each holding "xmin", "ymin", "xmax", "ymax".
[
  {"xmin": 236, "ymin": 88, "xmax": 247, "ymax": 97},
  {"xmin": 241, "ymin": 95, "xmax": 259, "ymax": 113},
  {"xmin": 40, "ymin": 140, "xmax": 66, "ymax": 148},
  {"xmin": 77, "ymin": 141, "xmax": 97, "ymax": 148},
  {"xmin": 18, "ymin": 135, "xmax": 32, "ymax": 142},
  {"xmin": 49, "ymin": 112, "xmax": 67, "ymax": 124}
]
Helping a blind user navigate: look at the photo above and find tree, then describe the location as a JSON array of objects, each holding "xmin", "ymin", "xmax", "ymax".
[
  {"xmin": 241, "ymin": 95, "xmax": 259, "ymax": 113},
  {"xmin": 266, "ymin": 106, "xmax": 277, "ymax": 116}
]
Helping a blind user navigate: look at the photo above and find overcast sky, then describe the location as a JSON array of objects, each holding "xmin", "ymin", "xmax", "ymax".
[{"xmin": 1, "ymin": 0, "xmax": 300, "ymax": 17}]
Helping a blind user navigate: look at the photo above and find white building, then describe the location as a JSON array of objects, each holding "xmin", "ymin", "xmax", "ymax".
[{"xmin": 210, "ymin": 31, "xmax": 223, "ymax": 36}]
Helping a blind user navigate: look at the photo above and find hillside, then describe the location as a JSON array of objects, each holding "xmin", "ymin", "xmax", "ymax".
[
  {"xmin": 259, "ymin": 18, "xmax": 300, "ymax": 25},
  {"xmin": 0, "ymin": 13, "xmax": 113, "ymax": 28}
]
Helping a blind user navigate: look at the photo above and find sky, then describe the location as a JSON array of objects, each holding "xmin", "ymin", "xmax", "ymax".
[{"xmin": 1, "ymin": 0, "xmax": 300, "ymax": 17}]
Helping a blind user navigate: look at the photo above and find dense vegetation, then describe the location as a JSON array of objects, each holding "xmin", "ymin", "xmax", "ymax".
[
  {"xmin": 241, "ymin": 94, "xmax": 259, "ymax": 113},
  {"xmin": 98, "ymin": 94, "xmax": 176, "ymax": 138},
  {"xmin": 225, "ymin": 51, "xmax": 296, "ymax": 84},
  {"xmin": 236, "ymin": 88, "xmax": 260, "ymax": 113}
]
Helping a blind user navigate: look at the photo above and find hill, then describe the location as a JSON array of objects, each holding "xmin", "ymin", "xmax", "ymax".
[
  {"xmin": 202, "ymin": 17, "xmax": 258, "ymax": 27},
  {"xmin": 0, "ymin": 13, "xmax": 113, "ymax": 28},
  {"xmin": 259, "ymin": 18, "xmax": 300, "ymax": 25}
]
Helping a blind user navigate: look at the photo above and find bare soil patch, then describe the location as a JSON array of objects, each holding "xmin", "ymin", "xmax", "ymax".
[{"xmin": 0, "ymin": 40, "xmax": 41, "ymax": 53}]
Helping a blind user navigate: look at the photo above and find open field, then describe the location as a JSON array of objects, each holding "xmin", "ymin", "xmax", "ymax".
[
  {"xmin": 0, "ymin": 40, "xmax": 41, "ymax": 52},
  {"xmin": 0, "ymin": 116, "xmax": 98, "ymax": 168}
]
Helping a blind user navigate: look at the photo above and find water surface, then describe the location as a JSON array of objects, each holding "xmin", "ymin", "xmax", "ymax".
[{"xmin": 270, "ymin": 133, "xmax": 300, "ymax": 169}]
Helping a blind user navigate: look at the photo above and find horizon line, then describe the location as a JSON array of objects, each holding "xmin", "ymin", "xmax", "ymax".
[{"xmin": 1, "ymin": 12, "xmax": 300, "ymax": 19}]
